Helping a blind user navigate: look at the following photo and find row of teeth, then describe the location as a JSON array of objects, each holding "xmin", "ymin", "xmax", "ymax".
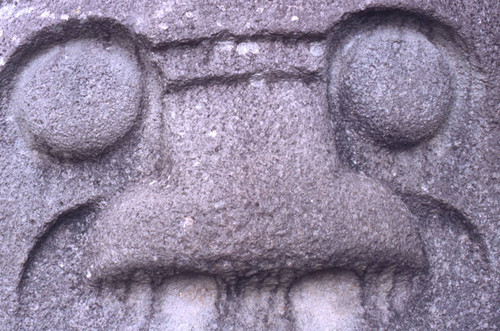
[{"xmin": 92, "ymin": 269, "xmax": 423, "ymax": 330}]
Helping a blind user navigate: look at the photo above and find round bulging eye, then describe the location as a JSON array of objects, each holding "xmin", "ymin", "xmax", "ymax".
[
  {"xmin": 339, "ymin": 27, "xmax": 454, "ymax": 147},
  {"xmin": 12, "ymin": 39, "xmax": 142, "ymax": 159}
]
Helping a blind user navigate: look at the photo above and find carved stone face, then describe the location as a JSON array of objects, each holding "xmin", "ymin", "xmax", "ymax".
[{"xmin": 0, "ymin": 1, "xmax": 497, "ymax": 330}]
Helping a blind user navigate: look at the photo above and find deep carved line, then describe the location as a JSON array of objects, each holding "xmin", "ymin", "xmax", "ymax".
[
  {"xmin": 16, "ymin": 200, "xmax": 100, "ymax": 293},
  {"xmin": 163, "ymin": 70, "xmax": 324, "ymax": 94},
  {"xmin": 149, "ymin": 31, "xmax": 326, "ymax": 52},
  {"xmin": 399, "ymin": 192, "xmax": 490, "ymax": 264}
]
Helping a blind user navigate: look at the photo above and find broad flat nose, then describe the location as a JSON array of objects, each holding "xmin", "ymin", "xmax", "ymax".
[
  {"xmin": 87, "ymin": 172, "xmax": 425, "ymax": 283},
  {"xmin": 86, "ymin": 79, "xmax": 425, "ymax": 284}
]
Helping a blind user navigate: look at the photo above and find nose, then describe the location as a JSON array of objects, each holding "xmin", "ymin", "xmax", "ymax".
[
  {"xmin": 86, "ymin": 78, "xmax": 425, "ymax": 285},
  {"xmin": 87, "ymin": 172, "xmax": 425, "ymax": 284},
  {"xmin": 85, "ymin": 78, "xmax": 425, "ymax": 284}
]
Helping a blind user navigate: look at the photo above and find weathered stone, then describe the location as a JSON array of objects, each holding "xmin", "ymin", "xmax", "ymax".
[
  {"xmin": 12, "ymin": 38, "xmax": 142, "ymax": 158},
  {"xmin": 339, "ymin": 24, "xmax": 453, "ymax": 147},
  {"xmin": 0, "ymin": 1, "xmax": 498, "ymax": 330}
]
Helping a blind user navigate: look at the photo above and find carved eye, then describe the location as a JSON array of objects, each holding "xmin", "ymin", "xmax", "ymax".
[
  {"xmin": 12, "ymin": 39, "xmax": 142, "ymax": 159},
  {"xmin": 339, "ymin": 27, "xmax": 453, "ymax": 147}
]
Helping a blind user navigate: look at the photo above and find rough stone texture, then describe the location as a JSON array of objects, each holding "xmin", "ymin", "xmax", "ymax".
[
  {"xmin": 0, "ymin": 1, "xmax": 498, "ymax": 330},
  {"xmin": 12, "ymin": 38, "xmax": 143, "ymax": 159},
  {"xmin": 339, "ymin": 24, "xmax": 454, "ymax": 147}
]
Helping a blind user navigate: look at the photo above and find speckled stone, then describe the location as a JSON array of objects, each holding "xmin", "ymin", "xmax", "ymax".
[
  {"xmin": 12, "ymin": 39, "xmax": 142, "ymax": 158},
  {"xmin": 339, "ymin": 25, "xmax": 453, "ymax": 147},
  {"xmin": 0, "ymin": 1, "xmax": 498, "ymax": 330}
]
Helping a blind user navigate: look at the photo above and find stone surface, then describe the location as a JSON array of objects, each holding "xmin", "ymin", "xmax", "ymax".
[
  {"xmin": 12, "ymin": 38, "xmax": 143, "ymax": 158},
  {"xmin": 0, "ymin": 1, "xmax": 498, "ymax": 330},
  {"xmin": 339, "ymin": 25, "xmax": 453, "ymax": 147}
]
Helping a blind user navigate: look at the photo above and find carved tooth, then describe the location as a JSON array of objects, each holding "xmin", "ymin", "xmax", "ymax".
[
  {"xmin": 290, "ymin": 270, "xmax": 368, "ymax": 330},
  {"xmin": 149, "ymin": 275, "xmax": 219, "ymax": 330}
]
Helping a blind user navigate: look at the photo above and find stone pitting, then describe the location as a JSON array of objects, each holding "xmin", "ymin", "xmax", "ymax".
[
  {"xmin": 339, "ymin": 25, "xmax": 454, "ymax": 147},
  {"xmin": 12, "ymin": 38, "xmax": 142, "ymax": 158},
  {"xmin": 0, "ymin": 2, "xmax": 497, "ymax": 330}
]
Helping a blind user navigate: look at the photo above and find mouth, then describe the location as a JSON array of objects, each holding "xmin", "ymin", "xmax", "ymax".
[
  {"xmin": 17, "ymin": 173, "xmax": 429, "ymax": 330},
  {"xmin": 86, "ymin": 172, "xmax": 426, "ymax": 285}
]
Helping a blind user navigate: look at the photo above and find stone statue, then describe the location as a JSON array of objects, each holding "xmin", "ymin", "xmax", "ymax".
[{"xmin": 0, "ymin": 1, "xmax": 498, "ymax": 330}]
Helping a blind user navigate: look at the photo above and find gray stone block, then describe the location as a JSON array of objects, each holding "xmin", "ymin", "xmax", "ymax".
[{"xmin": 0, "ymin": 1, "xmax": 498, "ymax": 330}]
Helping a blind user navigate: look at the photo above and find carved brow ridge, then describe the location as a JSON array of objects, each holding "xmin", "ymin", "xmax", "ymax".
[
  {"xmin": 152, "ymin": 37, "xmax": 326, "ymax": 92},
  {"xmin": 86, "ymin": 174, "xmax": 426, "ymax": 283}
]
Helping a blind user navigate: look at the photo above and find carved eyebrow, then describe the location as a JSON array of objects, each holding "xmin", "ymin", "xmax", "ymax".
[{"xmin": 150, "ymin": 36, "xmax": 327, "ymax": 92}]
